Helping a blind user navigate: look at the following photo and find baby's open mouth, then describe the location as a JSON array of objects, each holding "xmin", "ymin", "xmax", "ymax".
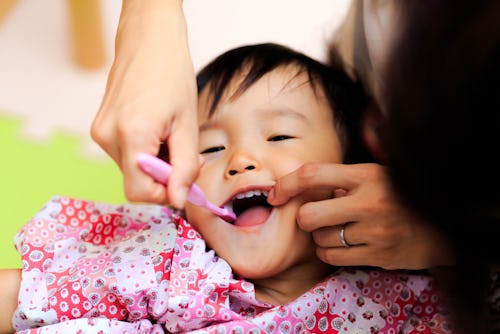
[{"xmin": 226, "ymin": 190, "xmax": 273, "ymax": 227}]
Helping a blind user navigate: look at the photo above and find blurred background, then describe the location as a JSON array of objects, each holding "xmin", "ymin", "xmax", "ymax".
[{"xmin": 0, "ymin": 0, "xmax": 350, "ymax": 268}]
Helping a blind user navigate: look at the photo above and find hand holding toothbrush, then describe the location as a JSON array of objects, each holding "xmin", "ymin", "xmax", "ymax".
[{"xmin": 137, "ymin": 153, "xmax": 236, "ymax": 223}]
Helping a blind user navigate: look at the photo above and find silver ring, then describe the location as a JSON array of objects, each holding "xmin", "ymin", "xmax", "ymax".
[{"xmin": 340, "ymin": 224, "xmax": 352, "ymax": 248}]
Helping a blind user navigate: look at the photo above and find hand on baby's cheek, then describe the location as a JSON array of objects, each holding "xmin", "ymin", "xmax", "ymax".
[{"xmin": 281, "ymin": 189, "xmax": 333, "ymax": 209}]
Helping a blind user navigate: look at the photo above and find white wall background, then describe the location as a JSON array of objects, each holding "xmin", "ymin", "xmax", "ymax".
[{"xmin": 0, "ymin": 0, "xmax": 351, "ymax": 159}]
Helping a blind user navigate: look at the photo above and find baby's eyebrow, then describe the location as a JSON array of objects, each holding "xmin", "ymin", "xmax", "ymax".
[
  {"xmin": 257, "ymin": 107, "xmax": 309, "ymax": 123},
  {"xmin": 199, "ymin": 119, "xmax": 220, "ymax": 132},
  {"xmin": 199, "ymin": 106, "xmax": 309, "ymax": 132}
]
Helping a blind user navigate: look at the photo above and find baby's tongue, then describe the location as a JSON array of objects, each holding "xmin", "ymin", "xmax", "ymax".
[{"xmin": 233, "ymin": 206, "xmax": 272, "ymax": 227}]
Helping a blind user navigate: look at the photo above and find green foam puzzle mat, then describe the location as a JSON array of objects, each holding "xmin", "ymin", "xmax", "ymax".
[{"xmin": 0, "ymin": 115, "xmax": 125, "ymax": 268}]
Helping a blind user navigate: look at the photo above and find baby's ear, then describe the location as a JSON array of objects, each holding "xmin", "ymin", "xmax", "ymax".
[{"xmin": 361, "ymin": 102, "xmax": 387, "ymax": 163}]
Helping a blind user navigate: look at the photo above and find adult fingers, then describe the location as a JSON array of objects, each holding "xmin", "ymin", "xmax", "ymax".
[
  {"xmin": 314, "ymin": 222, "xmax": 454, "ymax": 269},
  {"xmin": 296, "ymin": 195, "xmax": 365, "ymax": 232},
  {"xmin": 312, "ymin": 222, "xmax": 364, "ymax": 249},
  {"xmin": 119, "ymin": 125, "xmax": 170, "ymax": 204},
  {"xmin": 316, "ymin": 244, "xmax": 427, "ymax": 270},
  {"xmin": 122, "ymin": 155, "xmax": 169, "ymax": 204},
  {"xmin": 316, "ymin": 242, "xmax": 405, "ymax": 269},
  {"xmin": 166, "ymin": 108, "xmax": 200, "ymax": 208},
  {"xmin": 90, "ymin": 105, "xmax": 121, "ymax": 167},
  {"xmin": 315, "ymin": 245, "xmax": 378, "ymax": 268},
  {"xmin": 268, "ymin": 163, "xmax": 359, "ymax": 206}
]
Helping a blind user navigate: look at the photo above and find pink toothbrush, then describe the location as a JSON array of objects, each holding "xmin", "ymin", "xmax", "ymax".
[{"xmin": 137, "ymin": 153, "xmax": 237, "ymax": 223}]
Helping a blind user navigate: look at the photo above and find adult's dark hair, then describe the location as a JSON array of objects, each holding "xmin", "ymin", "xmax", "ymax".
[
  {"xmin": 382, "ymin": 1, "xmax": 500, "ymax": 333},
  {"xmin": 196, "ymin": 43, "xmax": 372, "ymax": 164}
]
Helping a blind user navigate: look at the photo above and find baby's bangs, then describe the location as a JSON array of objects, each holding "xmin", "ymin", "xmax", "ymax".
[{"xmin": 197, "ymin": 44, "xmax": 317, "ymax": 117}]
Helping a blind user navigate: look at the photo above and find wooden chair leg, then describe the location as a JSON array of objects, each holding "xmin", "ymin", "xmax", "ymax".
[{"xmin": 67, "ymin": 0, "xmax": 106, "ymax": 69}]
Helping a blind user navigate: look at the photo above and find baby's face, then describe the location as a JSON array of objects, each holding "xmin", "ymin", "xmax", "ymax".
[{"xmin": 186, "ymin": 68, "xmax": 343, "ymax": 279}]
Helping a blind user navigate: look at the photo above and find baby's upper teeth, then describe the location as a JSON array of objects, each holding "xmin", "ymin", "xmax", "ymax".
[{"xmin": 234, "ymin": 190, "xmax": 269, "ymax": 199}]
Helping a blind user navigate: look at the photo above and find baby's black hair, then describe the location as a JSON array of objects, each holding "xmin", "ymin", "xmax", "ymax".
[{"xmin": 196, "ymin": 43, "xmax": 372, "ymax": 163}]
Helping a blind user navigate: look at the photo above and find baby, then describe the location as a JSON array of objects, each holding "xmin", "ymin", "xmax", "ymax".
[{"xmin": 2, "ymin": 43, "xmax": 451, "ymax": 333}]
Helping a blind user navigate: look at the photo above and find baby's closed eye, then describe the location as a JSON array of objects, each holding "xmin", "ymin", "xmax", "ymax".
[
  {"xmin": 201, "ymin": 146, "xmax": 225, "ymax": 154},
  {"xmin": 267, "ymin": 135, "xmax": 295, "ymax": 142}
]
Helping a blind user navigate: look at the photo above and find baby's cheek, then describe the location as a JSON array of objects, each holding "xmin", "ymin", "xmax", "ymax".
[
  {"xmin": 184, "ymin": 203, "xmax": 215, "ymax": 236},
  {"xmin": 184, "ymin": 203, "xmax": 199, "ymax": 226}
]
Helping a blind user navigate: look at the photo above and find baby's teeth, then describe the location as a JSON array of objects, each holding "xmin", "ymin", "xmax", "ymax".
[{"xmin": 233, "ymin": 190, "xmax": 269, "ymax": 200}]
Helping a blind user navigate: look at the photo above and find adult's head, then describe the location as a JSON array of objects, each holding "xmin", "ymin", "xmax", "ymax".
[{"xmin": 382, "ymin": 1, "xmax": 500, "ymax": 332}]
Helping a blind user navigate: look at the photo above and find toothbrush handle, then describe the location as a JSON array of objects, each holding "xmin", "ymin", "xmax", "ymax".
[
  {"xmin": 137, "ymin": 153, "xmax": 209, "ymax": 206},
  {"xmin": 137, "ymin": 153, "xmax": 171, "ymax": 184},
  {"xmin": 137, "ymin": 153, "xmax": 235, "ymax": 222},
  {"xmin": 187, "ymin": 184, "xmax": 211, "ymax": 207}
]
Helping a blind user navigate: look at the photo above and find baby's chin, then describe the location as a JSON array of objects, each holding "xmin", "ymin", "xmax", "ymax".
[
  {"xmin": 230, "ymin": 257, "xmax": 285, "ymax": 280},
  {"xmin": 228, "ymin": 242, "xmax": 322, "ymax": 284}
]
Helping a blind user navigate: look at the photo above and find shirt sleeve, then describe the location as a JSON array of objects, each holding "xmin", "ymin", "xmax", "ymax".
[{"xmin": 12, "ymin": 196, "xmax": 178, "ymax": 332}]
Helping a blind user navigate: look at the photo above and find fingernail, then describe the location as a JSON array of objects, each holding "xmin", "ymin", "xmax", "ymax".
[
  {"xmin": 174, "ymin": 186, "xmax": 189, "ymax": 209},
  {"xmin": 267, "ymin": 188, "xmax": 275, "ymax": 203}
]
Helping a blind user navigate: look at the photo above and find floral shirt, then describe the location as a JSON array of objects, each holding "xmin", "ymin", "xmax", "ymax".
[{"xmin": 12, "ymin": 196, "xmax": 453, "ymax": 333}]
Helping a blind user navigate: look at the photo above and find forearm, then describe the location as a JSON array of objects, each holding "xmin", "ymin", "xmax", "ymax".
[
  {"xmin": 0, "ymin": 269, "xmax": 21, "ymax": 334},
  {"xmin": 115, "ymin": 0, "xmax": 187, "ymax": 63},
  {"xmin": 93, "ymin": 0, "xmax": 198, "ymax": 206}
]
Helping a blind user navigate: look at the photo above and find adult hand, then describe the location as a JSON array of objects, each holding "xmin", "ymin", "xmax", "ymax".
[
  {"xmin": 268, "ymin": 162, "xmax": 455, "ymax": 270},
  {"xmin": 91, "ymin": 0, "xmax": 199, "ymax": 208}
]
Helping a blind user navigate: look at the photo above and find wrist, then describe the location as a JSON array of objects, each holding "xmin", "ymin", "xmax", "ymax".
[
  {"xmin": 117, "ymin": 0, "xmax": 187, "ymax": 49},
  {"xmin": 121, "ymin": 0, "xmax": 184, "ymax": 16}
]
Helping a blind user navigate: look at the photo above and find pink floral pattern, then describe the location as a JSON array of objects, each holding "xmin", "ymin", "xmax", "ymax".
[{"xmin": 12, "ymin": 196, "xmax": 453, "ymax": 333}]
